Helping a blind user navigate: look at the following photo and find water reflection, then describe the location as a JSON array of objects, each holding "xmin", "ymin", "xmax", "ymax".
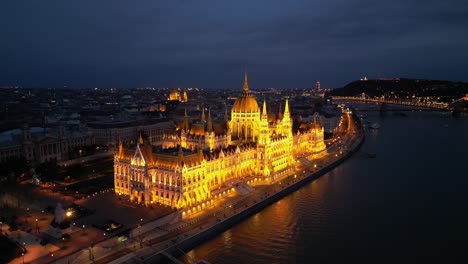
[{"xmin": 182, "ymin": 111, "xmax": 468, "ymax": 263}]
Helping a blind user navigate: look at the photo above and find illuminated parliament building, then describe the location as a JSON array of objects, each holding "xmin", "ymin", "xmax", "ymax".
[{"xmin": 114, "ymin": 73, "xmax": 326, "ymax": 208}]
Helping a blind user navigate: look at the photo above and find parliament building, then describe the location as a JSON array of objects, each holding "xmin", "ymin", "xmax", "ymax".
[{"xmin": 114, "ymin": 73, "xmax": 326, "ymax": 209}]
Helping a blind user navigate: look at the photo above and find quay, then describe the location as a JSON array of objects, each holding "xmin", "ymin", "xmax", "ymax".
[
  {"xmin": 50, "ymin": 110, "xmax": 364, "ymax": 264},
  {"xmin": 145, "ymin": 112, "xmax": 365, "ymax": 263}
]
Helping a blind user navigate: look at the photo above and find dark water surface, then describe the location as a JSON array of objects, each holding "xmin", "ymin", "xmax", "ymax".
[{"xmin": 181, "ymin": 111, "xmax": 468, "ymax": 263}]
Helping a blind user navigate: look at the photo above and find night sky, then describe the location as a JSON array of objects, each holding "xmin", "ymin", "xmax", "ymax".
[{"xmin": 1, "ymin": 0, "xmax": 467, "ymax": 89}]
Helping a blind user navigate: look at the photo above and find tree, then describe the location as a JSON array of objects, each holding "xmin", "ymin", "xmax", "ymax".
[
  {"xmin": 0, "ymin": 156, "xmax": 28, "ymax": 178},
  {"xmin": 36, "ymin": 160, "xmax": 59, "ymax": 182}
]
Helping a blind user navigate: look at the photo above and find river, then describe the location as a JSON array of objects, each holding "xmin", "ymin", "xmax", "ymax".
[{"xmin": 179, "ymin": 110, "xmax": 468, "ymax": 263}]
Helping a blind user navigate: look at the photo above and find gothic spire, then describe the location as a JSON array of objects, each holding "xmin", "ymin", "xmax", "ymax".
[
  {"xmin": 118, "ymin": 138, "xmax": 124, "ymax": 158},
  {"xmin": 278, "ymin": 102, "xmax": 283, "ymax": 119},
  {"xmin": 243, "ymin": 70, "xmax": 249, "ymax": 92},
  {"xmin": 183, "ymin": 107, "xmax": 189, "ymax": 130},
  {"xmin": 262, "ymin": 99, "xmax": 268, "ymax": 119},
  {"xmin": 178, "ymin": 144, "xmax": 185, "ymax": 164},
  {"xmin": 224, "ymin": 104, "xmax": 228, "ymax": 120},
  {"xmin": 207, "ymin": 108, "xmax": 213, "ymax": 133},
  {"xmin": 201, "ymin": 104, "xmax": 206, "ymax": 122},
  {"xmin": 138, "ymin": 132, "xmax": 143, "ymax": 145}
]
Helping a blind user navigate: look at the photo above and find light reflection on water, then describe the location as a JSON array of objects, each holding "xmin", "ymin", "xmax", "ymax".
[{"xmin": 181, "ymin": 111, "xmax": 468, "ymax": 263}]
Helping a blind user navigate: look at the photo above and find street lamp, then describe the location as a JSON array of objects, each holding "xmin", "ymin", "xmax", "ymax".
[{"xmin": 35, "ymin": 218, "xmax": 39, "ymax": 234}]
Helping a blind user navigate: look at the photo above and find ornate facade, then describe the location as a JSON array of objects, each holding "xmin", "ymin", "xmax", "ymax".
[
  {"xmin": 168, "ymin": 88, "xmax": 188, "ymax": 102},
  {"xmin": 114, "ymin": 73, "xmax": 327, "ymax": 208},
  {"xmin": 0, "ymin": 124, "xmax": 94, "ymax": 164}
]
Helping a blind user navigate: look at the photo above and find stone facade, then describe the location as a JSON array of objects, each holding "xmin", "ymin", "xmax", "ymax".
[{"xmin": 114, "ymin": 73, "xmax": 327, "ymax": 209}]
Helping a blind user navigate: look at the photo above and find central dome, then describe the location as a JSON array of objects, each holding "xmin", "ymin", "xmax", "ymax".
[
  {"xmin": 232, "ymin": 94, "xmax": 259, "ymax": 113},
  {"xmin": 232, "ymin": 72, "xmax": 259, "ymax": 113}
]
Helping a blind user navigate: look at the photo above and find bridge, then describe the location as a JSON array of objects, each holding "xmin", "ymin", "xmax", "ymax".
[{"xmin": 331, "ymin": 93, "xmax": 453, "ymax": 110}]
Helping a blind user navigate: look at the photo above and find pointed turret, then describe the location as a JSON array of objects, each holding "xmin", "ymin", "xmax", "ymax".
[
  {"xmin": 118, "ymin": 138, "xmax": 124, "ymax": 158},
  {"xmin": 138, "ymin": 132, "xmax": 144, "ymax": 145},
  {"xmin": 261, "ymin": 99, "xmax": 268, "ymax": 119},
  {"xmin": 201, "ymin": 105, "xmax": 206, "ymax": 122},
  {"xmin": 224, "ymin": 104, "xmax": 230, "ymax": 131},
  {"xmin": 225, "ymin": 104, "xmax": 228, "ymax": 120},
  {"xmin": 258, "ymin": 98, "xmax": 270, "ymax": 145},
  {"xmin": 178, "ymin": 144, "xmax": 185, "ymax": 166},
  {"xmin": 207, "ymin": 108, "xmax": 213, "ymax": 133},
  {"xmin": 282, "ymin": 98, "xmax": 292, "ymax": 138},
  {"xmin": 243, "ymin": 71, "xmax": 249, "ymax": 92},
  {"xmin": 183, "ymin": 107, "xmax": 189, "ymax": 131},
  {"xmin": 284, "ymin": 98, "xmax": 290, "ymax": 116},
  {"xmin": 278, "ymin": 102, "xmax": 283, "ymax": 120}
]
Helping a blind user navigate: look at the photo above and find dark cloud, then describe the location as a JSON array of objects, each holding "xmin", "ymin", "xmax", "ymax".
[{"xmin": 1, "ymin": 0, "xmax": 467, "ymax": 88}]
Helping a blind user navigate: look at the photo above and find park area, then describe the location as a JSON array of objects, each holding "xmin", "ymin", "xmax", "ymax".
[{"xmin": 45, "ymin": 157, "xmax": 115, "ymax": 199}]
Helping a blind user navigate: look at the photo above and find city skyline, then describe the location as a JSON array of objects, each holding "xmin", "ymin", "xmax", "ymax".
[
  {"xmin": 2, "ymin": 1, "xmax": 468, "ymax": 263},
  {"xmin": 1, "ymin": 0, "xmax": 468, "ymax": 88}
]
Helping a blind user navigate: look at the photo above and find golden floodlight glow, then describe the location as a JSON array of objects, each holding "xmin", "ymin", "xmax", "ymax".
[{"xmin": 113, "ymin": 73, "xmax": 328, "ymax": 209}]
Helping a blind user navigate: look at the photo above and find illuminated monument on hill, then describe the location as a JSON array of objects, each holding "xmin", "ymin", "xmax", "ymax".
[{"xmin": 114, "ymin": 72, "xmax": 326, "ymax": 209}]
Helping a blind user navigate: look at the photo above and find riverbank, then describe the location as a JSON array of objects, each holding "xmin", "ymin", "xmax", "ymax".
[
  {"xmin": 181, "ymin": 110, "xmax": 468, "ymax": 263},
  {"xmin": 51, "ymin": 112, "xmax": 363, "ymax": 264},
  {"xmin": 161, "ymin": 125, "xmax": 363, "ymax": 262},
  {"xmin": 133, "ymin": 113, "xmax": 364, "ymax": 263}
]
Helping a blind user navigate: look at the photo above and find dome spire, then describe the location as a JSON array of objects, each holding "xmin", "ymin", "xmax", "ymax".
[{"xmin": 243, "ymin": 70, "xmax": 249, "ymax": 92}]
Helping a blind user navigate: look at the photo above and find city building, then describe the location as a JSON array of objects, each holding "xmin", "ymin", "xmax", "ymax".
[
  {"xmin": 114, "ymin": 73, "xmax": 327, "ymax": 208},
  {"xmin": 0, "ymin": 124, "xmax": 94, "ymax": 164},
  {"xmin": 168, "ymin": 88, "xmax": 188, "ymax": 102},
  {"xmin": 88, "ymin": 118, "xmax": 174, "ymax": 146}
]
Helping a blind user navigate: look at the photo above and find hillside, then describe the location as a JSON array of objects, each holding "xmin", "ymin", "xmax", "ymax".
[{"xmin": 329, "ymin": 79, "xmax": 468, "ymax": 102}]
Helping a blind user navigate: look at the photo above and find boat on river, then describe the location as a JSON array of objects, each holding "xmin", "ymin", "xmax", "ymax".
[{"xmin": 369, "ymin": 122, "xmax": 380, "ymax": 129}]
